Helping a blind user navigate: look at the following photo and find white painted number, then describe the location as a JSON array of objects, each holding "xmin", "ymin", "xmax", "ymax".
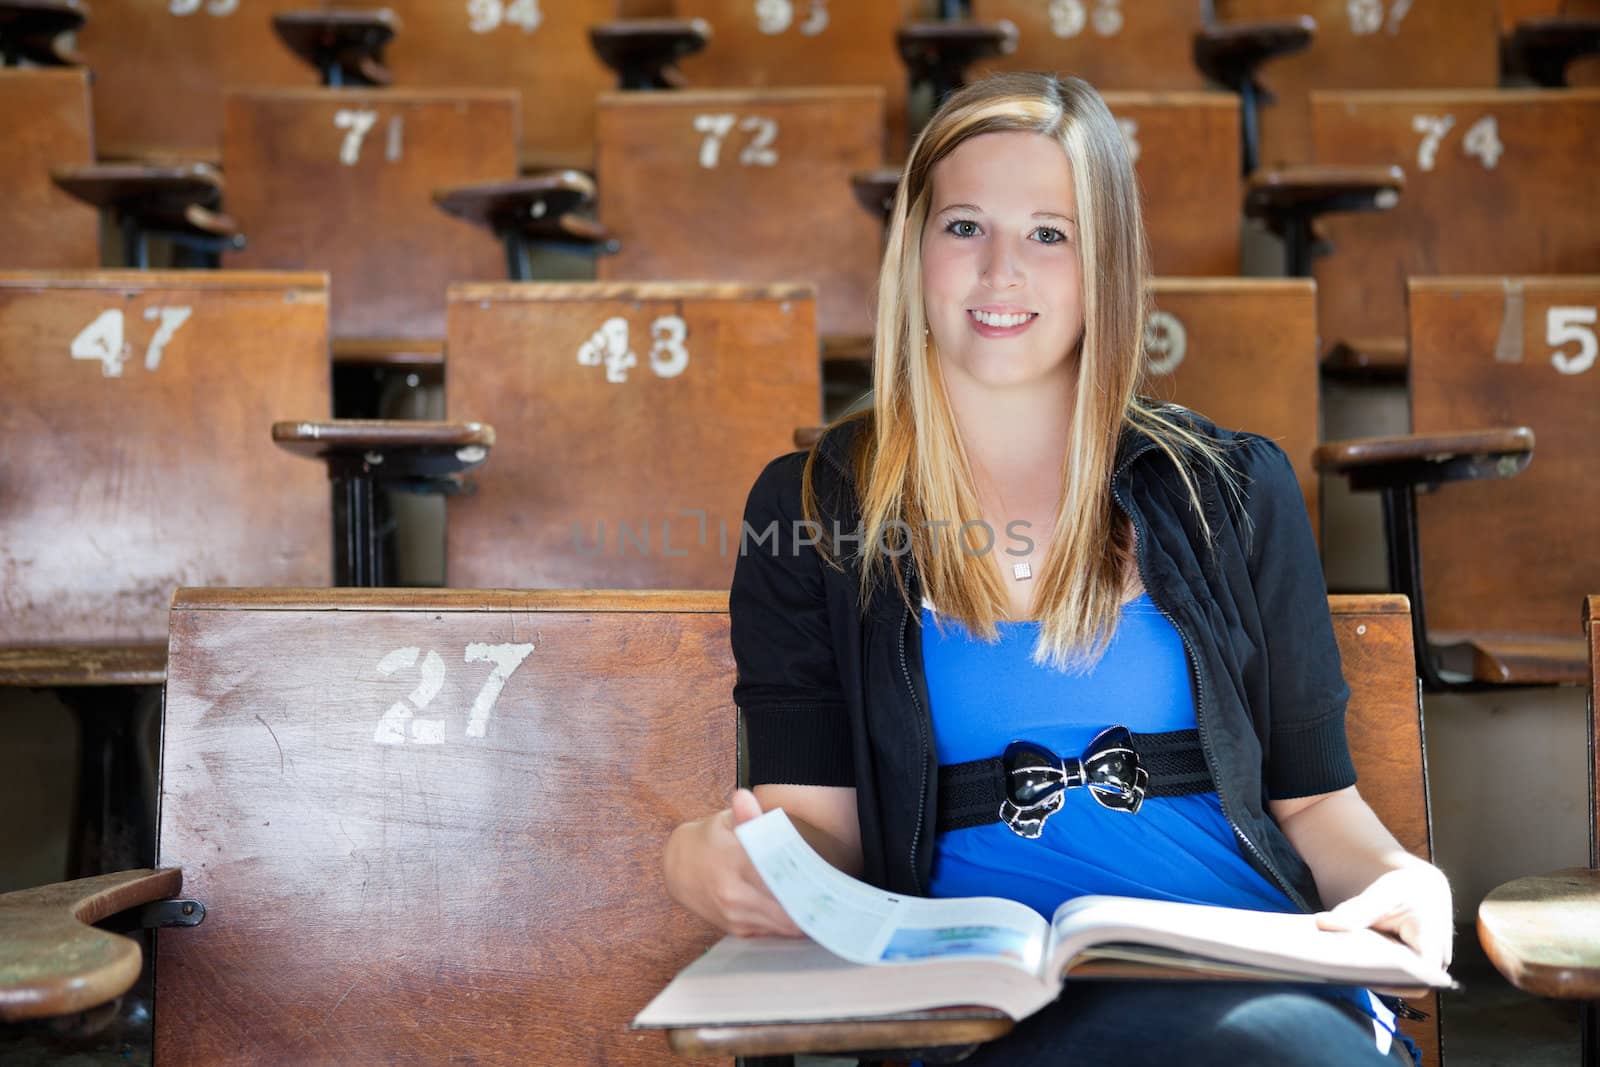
[
  {"xmin": 1462, "ymin": 115, "xmax": 1503, "ymax": 170},
  {"xmin": 1548, "ymin": 306, "xmax": 1598, "ymax": 376},
  {"xmin": 170, "ymin": 0, "xmax": 238, "ymax": 15},
  {"xmin": 695, "ymin": 113, "xmax": 781, "ymax": 169},
  {"xmin": 141, "ymin": 306, "xmax": 193, "ymax": 372},
  {"xmin": 1413, "ymin": 113, "xmax": 1504, "ymax": 172},
  {"xmin": 1348, "ymin": 0, "xmax": 1410, "ymax": 35},
  {"xmin": 70, "ymin": 309, "xmax": 129, "ymax": 378},
  {"xmin": 738, "ymin": 116, "xmax": 779, "ymax": 167},
  {"xmin": 1144, "ymin": 310, "xmax": 1187, "ymax": 375},
  {"xmin": 334, "ymin": 108, "xmax": 380, "ymax": 166},
  {"xmin": 578, "ymin": 316, "xmax": 692, "ymax": 383},
  {"xmin": 1117, "ymin": 118, "xmax": 1141, "ymax": 164},
  {"xmin": 754, "ymin": 0, "xmax": 828, "ymax": 35},
  {"xmin": 70, "ymin": 306, "xmax": 194, "ymax": 377},
  {"xmin": 467, "ymin": 0, "xmax": 542, "ymax": 34},
  {"xmin": 373, "ymin": 642, "xmax": 535, "ymax": 745},
  {"xmin": 1048, "ymin": 0, "xmax": 1122, "ymax": 38},
  {"xmin": 1411, "ymin": 114, "xmax": 1455, "ymax": 172}
]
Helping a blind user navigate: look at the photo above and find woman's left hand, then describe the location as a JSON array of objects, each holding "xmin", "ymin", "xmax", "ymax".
[{"xmin": 1314, "ymin": 865, "xmax": 1454, "ymax": 972}]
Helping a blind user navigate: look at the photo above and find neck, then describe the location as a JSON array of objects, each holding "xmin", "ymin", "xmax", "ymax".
[{"xmin": 940, "ymin": 368, "xmax": 1075, "ymax": 507}]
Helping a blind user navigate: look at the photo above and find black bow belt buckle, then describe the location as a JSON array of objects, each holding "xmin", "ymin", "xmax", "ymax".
[{"xmin": 998, "ymin": 726, "xmax": 1149, "ymax": 838}]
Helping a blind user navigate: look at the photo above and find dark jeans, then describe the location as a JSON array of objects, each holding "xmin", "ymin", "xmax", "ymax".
[{"xmin": 946, "ymin": 981, "xmax": 1420, "ymax": 1067}]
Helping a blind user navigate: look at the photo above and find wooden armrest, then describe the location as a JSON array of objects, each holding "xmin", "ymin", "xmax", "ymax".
[
  {"xmin": 896, "ymin": 20, "xmax": 1018, "ymax": 81},
  {"xmin": 272, "ymin": 8, "xmax": 399, "ymax": 87},
  {"xmin": 1313, "ymin": 427, "xmax": 1534, "ymax": 491},
  {"xmin": 272, "ymin": 419, "xmax": 494, "ymax": 483},
  {"xmin": 433, "ymin": 173, "xmax": 615, "ymax": 250},
  {"xmin": 1322, "ymin": 335, "xmax": 1409, "ymax": 381},
  {"xmin": 851, "ymin": 168, "xmax": 901, "ymax": 224},
  {"xmin": 821, "ymin": 334, "xmax": 873, "ymax": 365},
  {"xmin": 1245, "ymin": 164, "xmax": 1403, "ymax": 226},
  {"xmin": 51, "ymin": 162, "xmax": 242, "ymax": 244},
  {"xmin": 589, "ymin": 18, "xmax": 710, "ymax": 90},
  {"xmin": 0, "ymin": 644, "xmax": 167, "ymax": 687},
  {"xmin": 330, "ymin": 337, "xmax": 446, "ymax": 369},
  {"xmin": 0, "ymin": 869, "xmax": 184, "ymax": 1022},
  {"xmin": 667, "ymin": 1010, "xmax": 1013, "ymax": 1058},
  {"xmin": 1455, "ymin": 635, "xmax": 1589, "ymax": 686},
  {"xmin": 1479, "ymin": 868, "xmax": 1600, "ymax": 999},
  {"xmin": 1504, "ymin": 16, "xmax": 1600, "ymax": 88},
  {"xmin": 1192, "ymin": 17, "xmax": 1315, "ymax": 92},
  {"xmin": 0, "ymin": 0, "xmax": 85, "ymax": 66}
]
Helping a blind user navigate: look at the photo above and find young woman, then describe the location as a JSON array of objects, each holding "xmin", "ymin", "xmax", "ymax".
[{"xmin": 664, "ymin": 73, "xmax": 1451, "ymax": 1065}]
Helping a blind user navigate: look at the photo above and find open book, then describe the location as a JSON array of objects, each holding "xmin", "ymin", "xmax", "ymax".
[{"xmin": 633, "ymin": 809, "xmax": 1453, "ymax": 1029}]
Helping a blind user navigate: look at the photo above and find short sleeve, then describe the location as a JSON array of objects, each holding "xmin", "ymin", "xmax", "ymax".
[
  {"xmin": 1240, "ymin": 438, "xmax": 1357, "ymax": 800},
  {"xmin": 730, "ymin": 452, "xmax": 854, "ymax": 787}
]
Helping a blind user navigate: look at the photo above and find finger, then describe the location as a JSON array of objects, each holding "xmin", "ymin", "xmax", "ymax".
[
  {"xmin": 1317, "ymin": 893, "xmax": 1406, "ymax": 932},
  {"xmin": 730, "ymin": 788, "xmax": 765, "ymax": 825}
]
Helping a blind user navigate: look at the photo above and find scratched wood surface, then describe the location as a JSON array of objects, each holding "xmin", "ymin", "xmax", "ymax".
[
  {"xmin": 0, "ymin": 69, "xmax": 98, "ymax": 269},
  {"xmin": 223, "ymin": 89, "xmax": 519, "ymax": 343},
  {"xmin": 1141, "ymin": 279, "xmax": 1319, "ymax": 537},
  {"xmin": 595, "ymin": 87, "xmax": 884, "ymax": 339},
  {"xmin": 0, "ymin": 271, "xmax": 331, "ymax": 647},
  {"xmin": 155, "ymin": 588, "xmax": 733, "ymax": 1066},
  {"xmin": 1309, "ymin": 89, "xmax": 1600, "ymax": 354},
  {"xmin": 1406, "ymin": 276, "xmax": 1600, "ymax": 645},
  {"xmin": 445, "ymin": 281, "xmax": 821, "ymax": 590},
  {"xmin": 971, "ymin": 0, "xmax": 1208, "ymax": 91}
]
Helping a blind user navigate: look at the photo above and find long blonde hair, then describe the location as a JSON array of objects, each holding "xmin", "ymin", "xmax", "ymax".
[{"xmin": 805, "ymin": 73, "xmax": 1233, "ymax": 672}]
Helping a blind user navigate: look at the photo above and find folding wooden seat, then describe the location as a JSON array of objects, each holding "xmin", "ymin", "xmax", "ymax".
[
  {"xmin": 1306, "ymin": 89, "xmax": 1600, "ymax": 376},
  {"xmin": 1317, "ymin": 276, "xmax": 1599, "ymax": 689},
  {"xmin": 445, "ymin": 281, "xmax": 821, "ymax": 590},
  {"xmin": 153, "ymin": 587, "xmax": 736, "ymax": 1065},
  {"xmin": 221, "ymin": 88, "xmax": 519, "ymax": 349},
  {"xmin": 73, "ymin": 0, "xmax": 309, "ymax": 163},
  {"xmin": 1213, "ymin": 0, "xmax": 1501, "ymax": 169},
  {"xmin": 969, "ymin": 0, "xmax": 1209, "ymax": 91},
  {"xmin": 0, "ymin": 68, "xmax": 97, "ymax": 269},
  {"xmin": 665, "ymin": 595, "xmax": 1441, "ymax": 1067},
  {"xmin": 594, "ymin": 87, "xmax": 883, "ymax": 340},
  {"xmin": 0, "ymin": 269, "xmax": 331, "ymax": 871},
  {"xmin": 672, "ymin": 0, "xmax": 912, "ymax": 155},
  {"xmin": 320, "ymin": 0, "xmax": 613, "ymax": 170},
  {"xmin": 1143, "ymin": 278, "xmax": 1318, "ymax": 531}
]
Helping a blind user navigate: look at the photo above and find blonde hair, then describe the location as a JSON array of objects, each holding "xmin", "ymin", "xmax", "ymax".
[{"xmin": 804, "ymin": 73, "xmax": 1235, "ymax": 672}]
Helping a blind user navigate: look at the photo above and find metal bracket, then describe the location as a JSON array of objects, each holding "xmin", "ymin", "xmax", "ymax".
[{"xmin": 140, "ymin": 898, "xmax": 206, "ymax": 929}]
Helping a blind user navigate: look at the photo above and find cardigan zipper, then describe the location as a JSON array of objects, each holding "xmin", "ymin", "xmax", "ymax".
[{"xmin": 1110, "ymin": 448, "xmax": 1311, "ymax": 914}]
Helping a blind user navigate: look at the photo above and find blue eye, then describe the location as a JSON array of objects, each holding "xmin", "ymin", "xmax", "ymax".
[
  {"xmin": 946, "ymin": 219, "xmax": 980, "ymax": 238},
  {"xmin": 1034, "ymin": 227, "xmax": 1067, "ymax": 245}
]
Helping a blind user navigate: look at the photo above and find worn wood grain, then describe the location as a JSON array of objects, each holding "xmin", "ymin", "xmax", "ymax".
[{"xmin": 0, "ymin": 69, "xmax": 97, "ymax": 269}]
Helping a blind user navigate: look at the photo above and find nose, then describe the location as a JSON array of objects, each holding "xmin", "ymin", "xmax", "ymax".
[{"xmin": 980, "ymin": 233, "xmax": 1025, "ymax": 290}]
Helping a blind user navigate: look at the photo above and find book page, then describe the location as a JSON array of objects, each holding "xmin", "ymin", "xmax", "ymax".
[
  {"xmin": 736, "ymin": 808, "xmax": 1049, "ymax": 975},
  {"xmin": 1045, "ymin": 895, "xmax": 1454, "ymax": 990}
]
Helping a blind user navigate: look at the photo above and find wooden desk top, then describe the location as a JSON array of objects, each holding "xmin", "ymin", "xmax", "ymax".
[{"xmin": 1479, "ymin": 868, "xmax": 1600, "ymax": 999}]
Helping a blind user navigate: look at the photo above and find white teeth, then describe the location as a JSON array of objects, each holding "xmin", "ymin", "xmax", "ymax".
[{"xmin": 970, "ymin": 310, "xmax": 1034, "ymax": 328}]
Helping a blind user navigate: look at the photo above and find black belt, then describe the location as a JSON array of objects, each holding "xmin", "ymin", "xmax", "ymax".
[{"xmin": 936, "ymin": 726, "xmax": 1213, "ymax": 838}]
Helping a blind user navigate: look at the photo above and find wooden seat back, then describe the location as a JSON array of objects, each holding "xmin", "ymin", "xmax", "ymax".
[
  {"xmin": 1310, "ymin": 89, "xmax": 1600, "ymax": 355},
  {"xmin": 595, "ymin": 87, "xmax": 883, "ymax": 339},
  {"xmin": 1331, "ymin": 594, "xmax": 1438, "ymax": 1067},
  {"xmin": 151, "ymin": 590, "xmax": 1434, "ymax": 1064},
  {"xmin": 222, "ymin": 88, "xmax": 519, "ymax": 344},
  {"xmin": 1407, "ymin": 276, "xmax": 1600, "ymax": 650},
  {"xmin": 672, "ymin": 0, "xmax": 912, "ymax": 156},
  {"xmin": 1105, "ymin": 92, "xmax": 1241, "ymax": 276},
  {"xmin": 325, "ymin": 0, "xmax": 613, "ymax": 170},
  {"xmin": 445, "ymin": 281, "xmax": 821, "ymax": 590},
  {"xmin": 970, "ymin": 0, "xmax": 1208, "ymax": 91},
  {"xmin": 1216, "ymin": 0, "xmax": 1500, "ymax": 167},
  {"xmin": 0, "ymin": 69, "xmax": 97, "ymax": 269},
  {"xmin": 154, "ymin": 587, "xmax": 735, "ymax": 1066},
  {"xmin": 0, "ymin": 270, "xmax": 331, "ymax": 647},
  {"xmin": 1143, "ymin": 278, "xmax": 1319, "ymax": 534},
  {"xmin": 74, "ymin": 0, "xmax": 308, "ymax": 163}
]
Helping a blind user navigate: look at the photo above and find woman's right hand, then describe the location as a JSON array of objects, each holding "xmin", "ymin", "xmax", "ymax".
[{"xmin": 663, "ymin": 788, "xmax": 804, "ymax": 938}]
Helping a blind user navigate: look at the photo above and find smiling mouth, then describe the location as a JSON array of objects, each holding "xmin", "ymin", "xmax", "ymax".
[{"xmin": 969, "ymin": 310, "xmax": 1038, "ymax": 328}]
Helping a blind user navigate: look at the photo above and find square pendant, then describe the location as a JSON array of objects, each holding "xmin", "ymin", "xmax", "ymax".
[{"xmin": 1012, "ymin": 561, "xmax": 1033, "ymax": 581}]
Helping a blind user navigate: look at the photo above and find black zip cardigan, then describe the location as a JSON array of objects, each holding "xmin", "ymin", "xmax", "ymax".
[{"xmin": 729, "ymin": 408, "xmax": 1356, "ymax": 913}]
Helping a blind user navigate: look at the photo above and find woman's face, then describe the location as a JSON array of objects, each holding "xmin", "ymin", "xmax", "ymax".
[{"xmin": 920, "ymin": 130, "xmax": 1085, "ymax": 393}]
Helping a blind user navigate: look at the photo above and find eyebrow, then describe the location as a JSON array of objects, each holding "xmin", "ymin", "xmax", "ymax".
[{"xmin": 933, "ymin": 203, "xmax": 1077, "ymax": 224}]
